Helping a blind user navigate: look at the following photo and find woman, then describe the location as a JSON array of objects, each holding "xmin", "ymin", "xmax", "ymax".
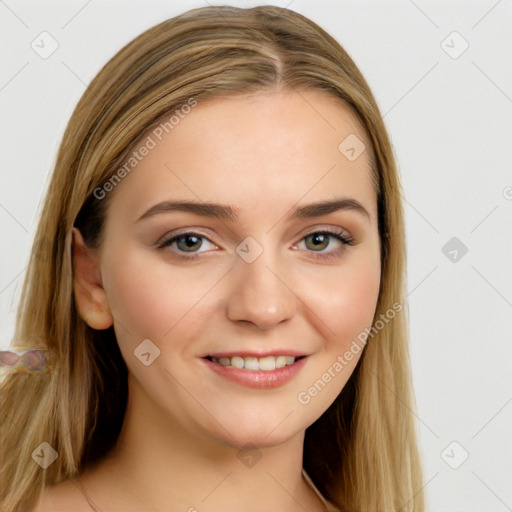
[{"xmin": 0, "ymin": 5, "xmax": 424, "ymax": 511}]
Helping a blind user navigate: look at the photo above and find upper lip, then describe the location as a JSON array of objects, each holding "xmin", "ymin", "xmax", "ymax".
[{"xmin": 204, "ymin": 350, "xmax": 308, "ymax": 359}]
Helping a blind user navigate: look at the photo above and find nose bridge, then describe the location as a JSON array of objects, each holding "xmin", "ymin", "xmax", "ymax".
[{"xmin": 225, "ymin": 237, "xmax": 296, "ymax": 329}]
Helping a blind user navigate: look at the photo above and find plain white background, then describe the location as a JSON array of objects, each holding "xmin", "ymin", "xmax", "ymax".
[{"xmin": 1, "ymin": 1, "xmax": 511, "ymax": 510}]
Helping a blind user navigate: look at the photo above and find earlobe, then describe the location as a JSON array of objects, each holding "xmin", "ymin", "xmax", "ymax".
[{"xmin": 71, "ymin": 227, "xmax": 113, "ymax": 330}]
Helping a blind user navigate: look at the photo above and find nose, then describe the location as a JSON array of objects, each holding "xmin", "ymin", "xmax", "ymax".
[{"xmin": 225, "ymin": 246, "xmax": 296, "ymax": 330}]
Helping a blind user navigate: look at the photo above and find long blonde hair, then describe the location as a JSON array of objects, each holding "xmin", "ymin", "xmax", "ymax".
[{"xmin": 0, "ymin": 5, "xmax": 424, "ymax": 511}]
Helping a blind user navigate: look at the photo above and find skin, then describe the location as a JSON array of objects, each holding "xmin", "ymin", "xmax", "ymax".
[{"xmin": 37, "ymin": 89, "xmax": 381, "ymax": 512}]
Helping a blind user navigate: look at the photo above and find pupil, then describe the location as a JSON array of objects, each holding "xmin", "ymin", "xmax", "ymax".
[
  {"xmin": 308, "ymin": 234, "xmax": 328, "ymax": 250},
  {"xmin": 179, "ymin": 235, "xmax": 201, "ymax": 251}
]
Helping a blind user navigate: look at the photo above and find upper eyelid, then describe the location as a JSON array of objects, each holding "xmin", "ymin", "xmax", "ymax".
[
  {"xmin": 295, "ymin": 225, "xmax": 352, "ymax": 239},
  {"xmin": 157, "ymin": 228, "xmax": 219, "ymax": 247}
]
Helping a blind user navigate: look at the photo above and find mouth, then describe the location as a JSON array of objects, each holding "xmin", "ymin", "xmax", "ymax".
[
  {"xmin": 202, "ymin": 353, "xmax": 308, "ymax": 389},
  {"xmin": 204, "ymin": 354, "xmax": 306, "ymax": 371}
]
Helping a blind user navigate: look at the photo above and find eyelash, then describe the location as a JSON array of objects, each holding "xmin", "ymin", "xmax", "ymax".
[{"xmin": 157, "ymin": 228, "xmax": 354, "ymax": 262}]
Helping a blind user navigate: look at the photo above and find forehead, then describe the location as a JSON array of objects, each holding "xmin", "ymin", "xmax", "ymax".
[{"xmin": 108, "ymin": 89, "xmax": 376, "ymax": 220}]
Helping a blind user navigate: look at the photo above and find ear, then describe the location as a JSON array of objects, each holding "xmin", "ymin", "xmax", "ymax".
[{"xmin": 71, "ymin": 227, "xmax": 113, "ymax": 330}]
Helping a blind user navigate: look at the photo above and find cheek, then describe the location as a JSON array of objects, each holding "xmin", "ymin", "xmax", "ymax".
[
  {"xmin": 294, "ymin": 252, "xmax": 380, "ymax": 411},
  {"xmin": 101, "ymin": 250, "xmax": 196, "ymax": 341},
  {"xmin": 309, "ymin": 251, "xmax": 381, "ymax": 351}
]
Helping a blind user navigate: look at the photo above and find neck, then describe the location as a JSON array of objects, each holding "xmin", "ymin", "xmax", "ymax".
[{"xmin": 78, "ymin": 374, "xmax": 327, "ymax": 512}]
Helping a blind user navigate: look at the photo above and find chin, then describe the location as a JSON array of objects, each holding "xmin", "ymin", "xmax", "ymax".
[{"xmin": 201, "ymin": 412, "xmax": 308, "ymax": 451}]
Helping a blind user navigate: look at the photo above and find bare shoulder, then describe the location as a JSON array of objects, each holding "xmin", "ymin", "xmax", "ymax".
[{"xmin": 34, "ymin": 479, "xmax": 91, "ymax": 512}]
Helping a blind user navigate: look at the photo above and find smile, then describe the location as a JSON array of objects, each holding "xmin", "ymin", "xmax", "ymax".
[
  {"xmin": 207, "ymin": 355, "xmax": 302, "ymax": 371},
  {"xmin": 202, "ymin": 354, "xmax": 308, "ymax": 389}
]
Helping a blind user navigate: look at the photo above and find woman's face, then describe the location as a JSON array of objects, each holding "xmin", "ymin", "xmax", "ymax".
[{"xmin": 90, "ymin": 89, "xmax": 381, "ymax": 448}]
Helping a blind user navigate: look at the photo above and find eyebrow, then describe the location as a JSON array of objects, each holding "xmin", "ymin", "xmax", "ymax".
[{"xmin": 137, "ymin": 198, "xmax": 371, "ymax": 222}]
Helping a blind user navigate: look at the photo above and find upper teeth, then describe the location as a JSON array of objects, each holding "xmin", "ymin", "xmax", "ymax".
[{"xmin": 211, "ymin": 355, "xmax": 296, "ymax": 371}]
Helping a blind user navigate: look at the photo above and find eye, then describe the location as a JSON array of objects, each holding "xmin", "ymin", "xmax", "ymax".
[
  {"xmin": 295, "ymin": 229, "xmax": 353, "ymax": 260},
  {"xmin": 156, "ymin": 228, "xmax": 354, "ymax": 261},
  {"xmin": 157, "ymin": 232, "xmax": 217, "ymax": 258}
]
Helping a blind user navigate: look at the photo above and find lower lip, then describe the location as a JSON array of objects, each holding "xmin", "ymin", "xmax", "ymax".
[{"xmin": 202, "ymin": 357, "xmax": 307, "ymax": 389}]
